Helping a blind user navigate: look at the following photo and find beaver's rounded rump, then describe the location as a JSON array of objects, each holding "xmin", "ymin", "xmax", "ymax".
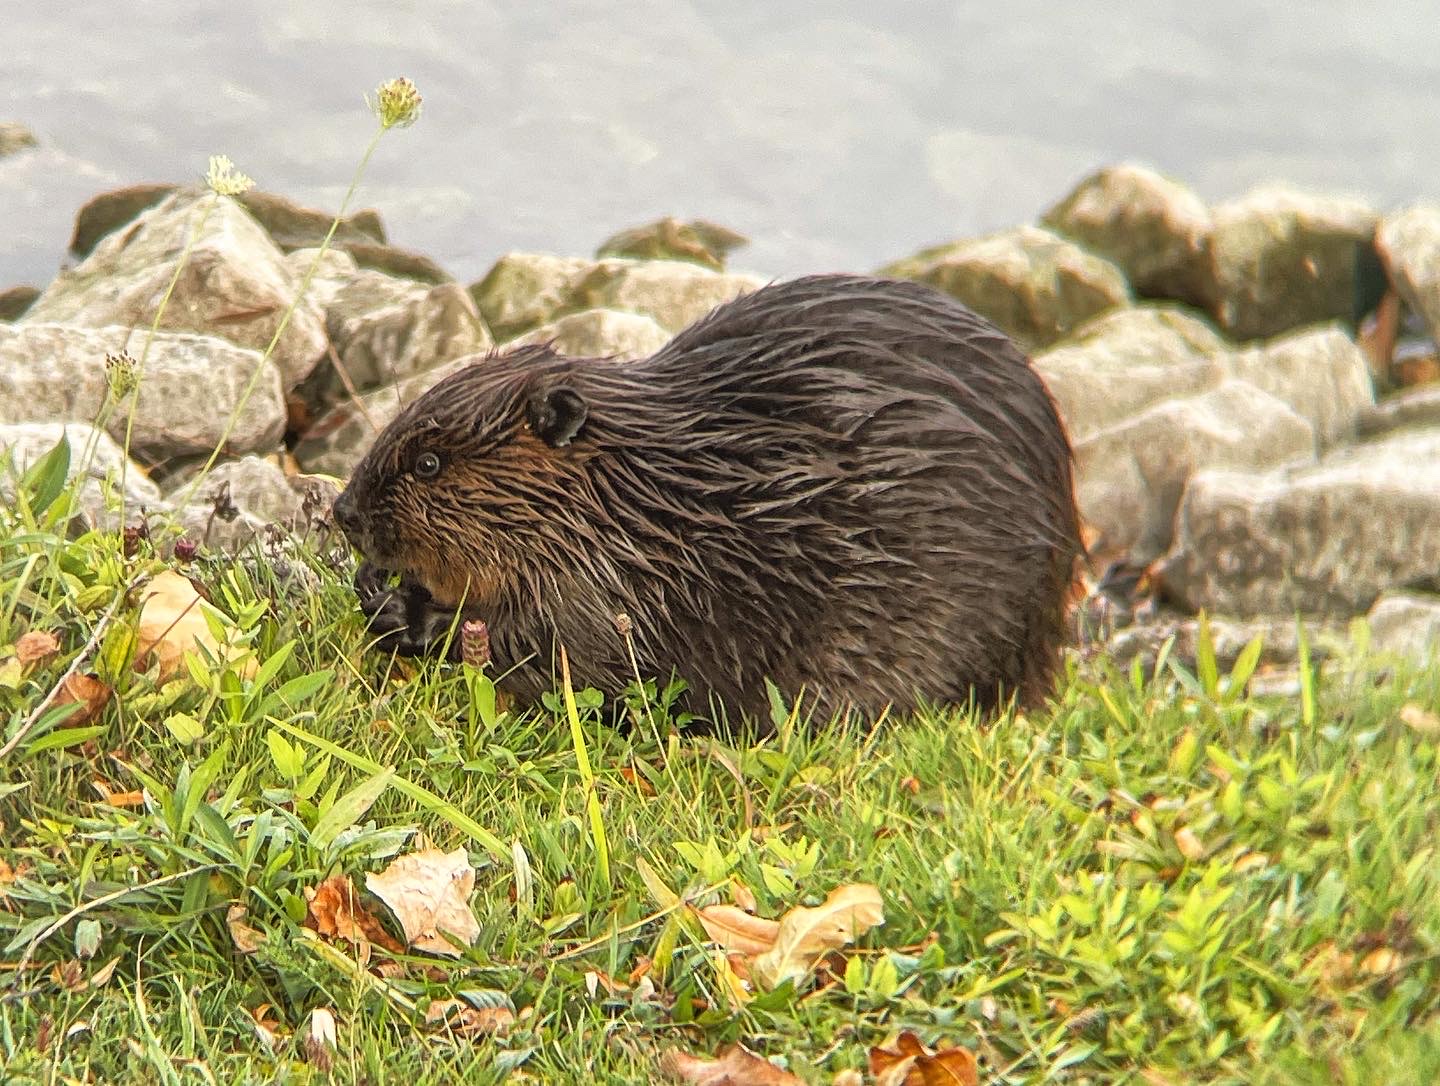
[{"xmin": 332, "ymin": 273, "xmax": 1082, "ymax": 726}]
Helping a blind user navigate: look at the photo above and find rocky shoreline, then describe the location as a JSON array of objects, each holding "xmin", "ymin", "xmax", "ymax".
[{"xmin": 2, "ymin": 128, "xmax": 1438, "ymax": 676}]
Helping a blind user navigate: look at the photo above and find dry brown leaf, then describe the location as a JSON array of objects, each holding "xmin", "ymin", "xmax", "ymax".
[
  {"xmin": 731, "ymin": 880, "xmax": 758, "ymax": 913},
  {"xmin": 695, "ymin": 903, "xmax": 781, "ymax": 956},
  {"xmin": 227, "ymin": 903, "xmax": 267, "ymax": 954},
  {"xmin": 423, "ymin": 998, "xmax": 515, "ymax": 1038},
  {"xmin": 92, "ymin": 779, "xmax": 146, "ymax": 808},
  {"xmin": 1360, "ymin": 947, "xmax": 1401, "ymax": 976},
  {"xmin": 750, "ymin": 883, "xmax": 884, "ymax": 990},
  {"xmin": 660, "ymin": 1043, "xmax": 803, "ymax": 1085},
  {"xmin": 303, "ymin": 873, "xmax": 404, "ymax": 955},
  {"xmin": 135, "ymin": 570, "xmax": 256, "ymax": 682},
  {"xmin": 16, "ymin": 631, "xmax": 61, "ymax": 666},
  {"xmin": 1399, "ymin": 702, "xmax": 1440, "ymax": 738},
  {"xmin": 869, "ymin": 1031, "xmax": 979, "ymax": 1086},
  {"xmin": 1173, "ymin": 827, "xmax": 1205, "ymax": 861},
  {"xmin": 53, "ymin": 673, "xmax": 112, "ymax": 727},
  {"xmin": 364, "ymin": 846, "xmax": 480, "ymax": 956}
]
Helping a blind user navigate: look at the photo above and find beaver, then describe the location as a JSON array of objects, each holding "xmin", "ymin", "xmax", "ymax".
[{"xmin": 331, "ymin": 273, "xmax": 1082, "ymax": 727}]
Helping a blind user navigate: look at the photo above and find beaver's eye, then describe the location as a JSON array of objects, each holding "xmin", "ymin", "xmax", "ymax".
[{"xmin": 414, "ymin": 452, "xmax": 442, "ymax": 479}]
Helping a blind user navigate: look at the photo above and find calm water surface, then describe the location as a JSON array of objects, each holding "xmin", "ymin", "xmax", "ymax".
[{"xmin": 4, "ymin": 1, "xmax": 1439, "ymax": 288}]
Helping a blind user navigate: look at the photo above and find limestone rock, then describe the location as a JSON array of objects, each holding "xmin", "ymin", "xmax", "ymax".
[
  {"xmin": 0, "ymin": 421, "xmax": 164, "ymax": 527},
  {"xmin": 1376, "ymin": 205, "xmax": 1440, "ymax": 345},
  {"xmin": 1161, "ymin": 428, "xmax": 1440, "ymax": 616},
  {"xmin": 1206, "ymin": 185, "xmax": 1378, "ymax": 340},
  {"xmin": 881, "ymin": 225, "xmax": 1130, "ymax": 350},
  {"xmin": 0, "ymin": 122, "xmax": 38, "ymax": 159},
  {"xmin": 595, "ymin": 217, "xmax": 748, "ymax": 271},
  {"xmin": 0, "ymin": 285, "xmax": 38, "ymax": 321},
  {"xmin": 0, "ymin": 323, "xmax": 285, "ymax": 462},
  {"xmin": 1365, "ymin": 592, "xmax": 1440, "ymax": 665},
  {"xmin": 25, "ymin": 191, "xmax": 328, "ymax": 389},
  {"xmin": 1041, "ymin": 163, "xmax": 1212, "ymax": 305},
  {"xmin": 513, "ymin": 307, "xmax": 671, "ymax": 360},
  {"xmin": 568, "ymin": 261, "xmax": 764, "ymax": 333},
  {"xmin": 1075, "ymin": 379, "xmax": 1315, "ymax": 560},
  {"xmin": 236, "ymin": 190, "xmax": 386, "ymax": 252},
  {"xmin": 469, "ymin": 252, "xmax": 600, "ymax": 341},
  {"xmin": 68, "ymin": 183, "xmax": 176, "ymax": 258},
  {"xmin": 1224, "ymin": 324, "xmax": 1374, "ymax": 449},
  {"xmin": 345, "ymin": 242, "xmax": 451, "ymax": 284},
  {"xmin": 1034, "ymin": 304, "xmax": 1227, "ymax": 442},
  {"xmin": 1357, "ymin": 384, "xmax": 1440, "ymax": 438}
]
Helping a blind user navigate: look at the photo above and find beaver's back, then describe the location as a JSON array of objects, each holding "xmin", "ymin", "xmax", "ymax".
[{"xmin": 528, "ymin": 274, "xmax": 1082, "ymax": 721}]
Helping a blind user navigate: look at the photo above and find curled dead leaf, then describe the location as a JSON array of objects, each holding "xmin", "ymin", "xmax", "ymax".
[
  {"xmin": 869, "ymin": 1031, "xmax": 979, "ymax": 1086},
  {"xmin": 364, "ymin": 847, "xmax": 480, "ymax": 956},
  {"xmin": 135, "ymin": 570, "xmax": 256, "ymax": 682},
  {"xmin": 423, "ymin": 998, "xmax": 515, "ymax": 1038},
  {"xmin": 303, "ymin": 873, "xmax": 404, "ymax": 955},
  {"xmin": 53, "ymin": 673, "xmax": 112, "ymax": 727},
  {"xmin": 695, "ymin": 903, "xmax": 781, "ymax": 957},
  {"xmin": 660, "ymin": 1043, "xmax": 802, "ymax": 1085},
  {"xmin": 227, "ymin": 903, "xmax": 267, "ymax": 954},
  {"xmin": 16, "ymin": 630, "xmax": 61, "ymax": 666},
  {"xmin": 1173, "ymin": 827, "xmax": 1205, "ymax": 861},
  {"xmin": 750, "ymin": 883, "xmax": 885, "ymax": 991}
]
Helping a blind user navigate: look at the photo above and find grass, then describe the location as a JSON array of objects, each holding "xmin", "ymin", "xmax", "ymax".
[{"xmin": 1, "ymin": 459, "xmax": 1438, "ymax": 1085}]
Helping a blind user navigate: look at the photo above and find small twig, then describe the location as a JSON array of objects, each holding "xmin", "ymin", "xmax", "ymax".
[
  {"xmin": 0, "ymin": 575, "xmax": 144, "ymax": 760},
  {"xmin": 14, "ymin": 864, "xmax": 213, "ymax": 974}
]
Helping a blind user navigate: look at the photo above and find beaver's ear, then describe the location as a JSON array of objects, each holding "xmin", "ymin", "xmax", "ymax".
[{"xmin": 525, "ymin": 387, "xmax": 588, "ymax": 448}]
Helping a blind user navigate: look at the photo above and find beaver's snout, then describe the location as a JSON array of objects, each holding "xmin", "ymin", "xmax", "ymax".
[{"xmin": 330, "ymin": 488, "xmax": 363, "ymax": 542}]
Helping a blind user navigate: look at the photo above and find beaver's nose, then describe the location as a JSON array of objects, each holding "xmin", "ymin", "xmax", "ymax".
[{"xmin": 331, "ymin": 489, "xmax": 362, "ymax": 538}]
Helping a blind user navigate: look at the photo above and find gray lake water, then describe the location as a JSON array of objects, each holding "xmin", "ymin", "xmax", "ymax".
[{"xmin": 4, "ymin": 1, "xmax": 1440, "ymax": 289}]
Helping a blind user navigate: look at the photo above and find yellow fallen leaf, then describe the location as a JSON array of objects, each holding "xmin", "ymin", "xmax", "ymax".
[
  {"xmin": 750, "ymin": 883, "xmax": 884, "ymax": 991},
  {"xmin": 660, "ymin": 1043, "xmax": 802, "ymax": 1085},
  {"xmin": 694, "ymin": 903, "xmax": 780, "ymax": 956},
  {"xmin": 364, "ymin": 847, "xmax": 481, "ymax": 956},
  {"xmin": 135, "ymin": 570, "xmax": 256, "ymax": 682}
]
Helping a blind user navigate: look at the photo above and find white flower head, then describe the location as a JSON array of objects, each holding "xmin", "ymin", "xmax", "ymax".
[{"xmin": 205, "ymin": 154, "xmax": 254, "ymax": 196}]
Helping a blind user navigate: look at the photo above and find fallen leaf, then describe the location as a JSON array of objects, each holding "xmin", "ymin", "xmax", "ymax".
[
  {"xmin": 16, "ymin": 631, "xmax": 61, "ymax": 666},
  {"xmin": 91, "ymin": 779, "xmax": 146, "ymax": 808},
  {"xmin": 303, "ymin": 873, "xmax": 404, "ymax": 955},
  {"xmin": 1360, "ymin": 947, "xmax": 1401, "ymax": 976},
  {"xmin": 53, "ymin": 673, "xmax": 112, "ymax": 727},
  {"xmin": 305, "ymin": 1008, "xmax": 337, "ymax": 1072},
  {"xmin": 660, "ymin": 1043, "xmax": 803, "ymax": 1085},
  {"xmin": 135, "ymin": 570, "xmax": 256, "ymax": 682},
  {"xmin": 364, "ymin": 846, "xmax": 481, "ymax": 956},
  {"xmin": 227, "ymin": 903, "xmax": 267, "ymax": 954},
  {"xmin": 1399, "ymin": 702, "xmax": 1440, "ymax": 738},
  {"xmin": 695, "ymin": 903, "xmax": 781, "ymax": 957},
  {"xmin": 750, "ymin": 883, "xmax": 884, "ymax": 990},
  {"xmin": 869, "ymin": 1031, "xmax": 979, "ymax": 1086},
  {"xmin": 731, "ymin": 881, "xmax": 758, "ymax": 913},
  {"xmin": 423, "ymin": 998, "xmax": 515, "ymax": 1037},
  {"xmin": 1173, "ymin": 827, "xmax": 1205, "ymax": 861}
]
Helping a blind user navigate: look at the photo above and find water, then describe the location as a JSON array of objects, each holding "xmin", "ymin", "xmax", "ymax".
[{"xmin": 4, "ymin": 0, "xmax": 1439, "ymax": 291}]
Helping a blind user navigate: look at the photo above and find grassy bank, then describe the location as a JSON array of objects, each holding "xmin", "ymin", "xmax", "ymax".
[{"xmin": 1, "ymin": 454, "xmax": 1438, "ymax": 1086}]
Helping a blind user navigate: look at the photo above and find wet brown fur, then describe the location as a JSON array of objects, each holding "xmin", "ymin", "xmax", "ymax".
[{"xmin": 332, "ymin": 273, "xmax": 1083, "ymax": 727}]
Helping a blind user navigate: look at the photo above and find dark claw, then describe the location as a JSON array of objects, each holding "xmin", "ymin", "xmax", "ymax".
[{"xmin": 351, "ymin": 561, "xmax": 463, "ymax": 660}]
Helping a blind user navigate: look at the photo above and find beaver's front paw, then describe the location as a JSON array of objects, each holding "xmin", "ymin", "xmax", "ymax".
[{"xmin": 352, "ymin": 561, "xmax": 463, "ymax": 660}]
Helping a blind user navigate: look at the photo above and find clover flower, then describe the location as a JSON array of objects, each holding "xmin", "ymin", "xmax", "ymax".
[{"xmin": 370, "ymin": 77, "xmax": 423, "ymax": 130}]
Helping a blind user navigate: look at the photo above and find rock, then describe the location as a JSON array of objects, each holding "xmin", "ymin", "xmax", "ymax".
[
  {"xmin": 25, "ymin": 191, "xmax": 328, "ymax": 389},
  {"xmin": 0, "ymin": 323, "xmax": 286, "ymax": 462},
  {"xmin": 236, "ymin": 190, "xmax": 386, "ymax": 252},
  {"xmin": 0, "ymin": 122, "xmax": 38, "ymax": 158},
  {"xmin": 1104, "ymin": 612, "xmax": 1348, "ymax": 674},
  {"xmin": 1161, "ymin": 428, "xmax": 1440, "ymax": 617},
  {"xmin": 470, "ymin": 252, "xmax": 600, "ymax": 341},
  {"xmin": 166, "ymin": 456, "xmax": 303, "ymax": 525},
  {"xmin": 318, "ymin": 279, "xmax": 492, "ymax": 401},
  {"xmin": 293, "ymin": 355, "xmax": 480, "ymax": 477},
  {"xmin": 1376, "ymin": 205, "xmax": 1440, "ymax": 345},
  {"xmin": 512, "ymin": 307, "xmax": 672, "ymax": 360},
  {"xmin": 1075, "ymin": 379, "xmax": 1315, "ymax": 560},
  {"xmin": 568, "ymin": 260, "xmax": 765, "ymax": 333},
  {"xmin": 595, "ymin": 217, "xmax": 749, "ymax": 271},
  {"xmin": 1224, "ymin": 324, "xmax": 1374, "ymax": 449},
  {"xmin": 0, "ymin": 285, "xmax": 39, "ymax": 321},
  {"xmin": 1034, "ymin": 304, "xmax": 1227, "ymax": 442},
  {"xmin": 1357, "ymin": 384, "xmax": 1440, "ymax": 438},
  {"xmin": 881, "ymin": 225, "xmax": 1130, "ymax": 350},
  {"xmin": 1206, "ymin": 185, "xmax": 1378, "ymax": 340},
  {"xmin": 68, "ymin": 183, "xmax": 177, "ymax": 258},
  {"xmin": 0, "ymin": 421, "xmax": 164, "ymax": 527},
  {"xmin": 1041, "ymin": 163, "xmax": 1212, "ymax": 305},
  {"xmin": 282, "ymin": 246, "xmax": 361, "ymax": 312},
  {"xmin": 344, "ymin": 242, "xmax": 451, "ymax": 284},
  {"xmin": 1365, "ymin": 592, "xmax": 1440, "ymax": 665}
]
